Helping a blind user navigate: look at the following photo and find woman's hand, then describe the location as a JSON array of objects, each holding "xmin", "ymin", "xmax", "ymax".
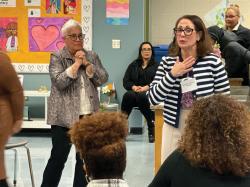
[
  {"xmin": 75, "ymin": 50, "xmax": 86, "ymax": 66},
  {"xmin": 170, "ymin": 56, "xmax": 196, "ymax": 77},
  {"xmin": 132, "ymin": 85, "xmax": 149, "ymax": 92},
  {"xmin": 132, "ymin": 85, "xmax": 140, "ymax": 92}
]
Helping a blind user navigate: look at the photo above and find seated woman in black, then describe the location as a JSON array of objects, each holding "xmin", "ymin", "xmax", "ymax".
[
  {"xmin": 149, "ymin": 95, "xmax": 250, "ymax": 187},
  {"xmin": 121, "ymin": 41, "xmax": 158, "ymax": 143}
]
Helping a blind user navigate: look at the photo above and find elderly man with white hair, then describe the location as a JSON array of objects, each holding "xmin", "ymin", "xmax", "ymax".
[{"xmin": 41, "ymin": 19, "xmax": 109, "ymax": 187}]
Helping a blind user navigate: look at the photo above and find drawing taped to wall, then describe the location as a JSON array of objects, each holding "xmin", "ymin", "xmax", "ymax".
[
  {"xmin": 46, "ymin": 0, "xmax": 61, "ymax": 14},
  {"xmin": 64, "ymin": 0, "xmax": 76, "ymax": 14},
  {"xmin": 0, "ymin": 18, "xmax": 18, "ymax": 52},
  {"xmin": 28, "ymin": 17, "xmax": 68, "ymax": 52}
]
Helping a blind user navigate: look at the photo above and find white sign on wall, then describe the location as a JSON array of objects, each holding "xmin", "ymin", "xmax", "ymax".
[{"xmin": 0, "ymin": 0, "xmax": 16, "ymax": 7}]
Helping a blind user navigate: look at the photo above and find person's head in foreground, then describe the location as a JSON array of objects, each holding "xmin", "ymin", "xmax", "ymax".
[
  {"xmin": 179, "ymin": 94, "xmax": 250, "ymax": 176},
  {"xmin": 69, "ymin": 112, "xmax": 129, "ymax": 185},
  {"xmin": 149, "ymin": 95, "xmax": 250, "ymax": 187}
]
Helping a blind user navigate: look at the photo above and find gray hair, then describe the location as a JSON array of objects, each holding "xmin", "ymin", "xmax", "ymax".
[{"xmin": 61, "ymin": 19, "xmax": 82, "ymax": 37}]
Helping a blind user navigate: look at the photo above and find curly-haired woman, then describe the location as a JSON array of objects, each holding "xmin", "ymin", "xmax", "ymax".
[
  {"xmin": 149, "ymin": 95, "xmax": 250, "ymax": 187},
  {"xmin": 69, "ymin": 112, "xmax": 129, "ymax": 187}
]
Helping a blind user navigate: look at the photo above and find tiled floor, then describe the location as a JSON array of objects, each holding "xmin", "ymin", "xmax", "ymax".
[{"xmin": 5, "ymin": 131, "xmax": 154, "ymax": 187}]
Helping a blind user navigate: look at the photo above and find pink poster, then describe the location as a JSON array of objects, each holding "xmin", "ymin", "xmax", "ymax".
[
  {"xmin": 28, "ymin": 17, "xmax": 69, "ymax": 52},
  {"xmin": 0, "ymin": 18, "xmax": 18, "ymax": 52},
  {"xmin": 106, "ymin": 0, "xmax": 129, "ymax": 25}
]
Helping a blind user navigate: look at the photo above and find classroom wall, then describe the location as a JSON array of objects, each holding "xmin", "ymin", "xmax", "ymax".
[
  {"xmin": 149, "ymin": 0, "xmax": 250, "ymax": 45},
  {"xmin": 23, "ymin": 0, "xmax": 145, "ymax": 118},
  {"xmin": 92, "ymin": 0, "xmax": 145, "ymax": 104}
]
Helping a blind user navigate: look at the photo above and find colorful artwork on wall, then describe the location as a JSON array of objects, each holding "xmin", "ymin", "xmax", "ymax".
[
  {"xmin": 0, "ymin": 17, "xmax": 18, "ymax": 52},
  {"xmin": 28, "ymin": 17, "xmax": 68, "ymax": 52},
  {"xmin": 106, "ymin": 0, "xmax": 129, "ymax": 25},
  {"xmin": 204, "ymin": 0, "xmax": 227, "ymax": 27},
  {"xmin": 46, "ymin": 0, "xmax": 61, "ymax": 14},
  {"xmin": 64, "ymin": 0, "xmax": 76, "ymax": 14}
]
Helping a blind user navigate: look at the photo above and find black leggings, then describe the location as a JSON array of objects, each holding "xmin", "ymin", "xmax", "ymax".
[
  {"xmin": 0, "ymin": 179, "xmax": 9, "ymax": 187},
  {"xmin": 121, "ymin": 91, "xmax": 154, "ymax": 130},
  {"xmin": 41, "ymin": 125, "xmax": 87, "ymax": 187}
]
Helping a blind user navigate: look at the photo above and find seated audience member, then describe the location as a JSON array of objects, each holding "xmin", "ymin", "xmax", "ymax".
[
  {"xmin": 0, "ymin": 52, "xmax": 24, "ymax": 187},
  {"xmin": 224, "ymin": 4, "xmax": 250, "ymax": 50},
  {"xmin": 208, "ymin": 25, "xmax": 250, "ymax": 85},
  {"xmin": 121, "ymin": 41, "xmax": 158, "ymax": 143},
  {"xmin": 149, "ymin": 95, "xmax": 250, "ymax": 187},
  {"xmin": 69, "ymin": 112, "xmax": 129, "ymax": 187}
]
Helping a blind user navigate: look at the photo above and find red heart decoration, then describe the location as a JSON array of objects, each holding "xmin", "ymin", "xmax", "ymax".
[
  {"xmin": 31, "ymin": 25, "xmax": 59, "ymax": 51},
  {"xmin": 35, "ymin": 18, "xmax": 43, "ymax": 24},
  {"xmin": 56, "ymin": 41, "xmax": 65, "ymax": 50}
]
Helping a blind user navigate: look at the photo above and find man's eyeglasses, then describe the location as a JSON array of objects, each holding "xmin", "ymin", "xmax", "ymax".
[
  {"xmin": 67, "ymin": 33, "xmax": 85, "ymax": 41},
  {"xmin": 173, "ymin": 28, "xmax": 194, "ymax": 36},
  {"xmin": 141, "ymin": 48, "xmax": 152, "ymax": 52},
  {"xmin": 225, "ymin": 15, "xmax": 238, "ymax": 19}
]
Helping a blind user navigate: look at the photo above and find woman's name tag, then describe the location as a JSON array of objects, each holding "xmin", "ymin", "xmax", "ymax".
[{"xmin": 180, "ymin": 77, "xmax": 198, "ymax": 93}]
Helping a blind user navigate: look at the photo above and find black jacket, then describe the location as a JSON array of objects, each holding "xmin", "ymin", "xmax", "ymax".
[
  {"xmin": 234, "ymin": 25, "xmax": 250, "ymax": 50},
  {"xmin": 149, "ymin": 150, "xmax": 250, "ymax": 187},
  {"xmin": 123, "ymin": 59, "xmax": 158, "ymax": 90},
  {"xmin": 208, "ymin": 25, "xmax": 250, "ymax": 85}
]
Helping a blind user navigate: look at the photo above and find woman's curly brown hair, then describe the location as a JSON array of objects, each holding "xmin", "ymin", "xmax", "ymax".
[
  {"xmin": 179, "ymin": 95, "xmax": 250, "ymax": 176},
  {"xmin": 69, "ymin": 112, "xmax": 128, "ymax": 179}
]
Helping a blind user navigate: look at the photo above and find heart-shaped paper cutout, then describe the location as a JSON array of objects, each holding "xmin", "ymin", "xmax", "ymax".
[
  {"xmin": 83, "ymin": 17, "xmax": 90, "ymax": 23},
  {"xmin": 35, "ymin": 18, "xmax": 43, "ymax": 24},
  {"xmin": 83, "ymin": 5, "xmax": 90, "ymax": 12},
  {"xmin": 28, "ymin": 65, "xmax": 34, "ymax": 71},
  {"xmin": 56, "ymin": 41, "xmax": 65, "ymax": 50},
  {"xmin": 37, "ymin": 65, "xmax": 43, "ymax": 72},
  {"xmin": 83, "ymin": 26, "xmax": 89, "ymax": 33},
  {"xmin": 84, "ymin": 37, "xmax": 89, "ymax": 44},
  {"xmin": 18, "ymin": 65, "xmax": 25, "ymax": 71},
  {"xmin": 31, "ymin": 25, "xmax": 59, "ymax": 51}
]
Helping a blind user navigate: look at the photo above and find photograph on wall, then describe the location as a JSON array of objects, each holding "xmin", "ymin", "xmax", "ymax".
[
  {"xmin": 28, "ymin": 17, "xmax": 69, "ymax": 52},
  {"xmin": 106, "ymin": 0, "xmax": 129, "ymax": 25},
  {"xmin": 63, "ymin": 0, "xmax": 76, "ymax": 14},
  {"xmin": 46, "ymin": 0, "xmax": 61, "ymax": 14},
  {"xmin": 0, "ymin": 0, "xmax": 16, "ymax": 7},
  {"xmin": 0, "ymin": 18, "xmax": 18, "ymax": 52}
]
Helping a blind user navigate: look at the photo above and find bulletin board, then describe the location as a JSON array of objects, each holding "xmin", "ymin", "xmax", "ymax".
[{"xmin": 0, "ymin": 0, "xmax": 81, "ymax": 64}]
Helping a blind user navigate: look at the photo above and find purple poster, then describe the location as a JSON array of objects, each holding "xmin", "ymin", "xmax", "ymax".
[{"xmin": 28, "ymin": 17, "xmax": 69, "ymax": 52}]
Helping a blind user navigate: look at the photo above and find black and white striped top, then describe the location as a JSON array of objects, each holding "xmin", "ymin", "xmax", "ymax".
[{"xmin": 148, "ymin": 54, "xmax": 230, "ymax": 128}]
